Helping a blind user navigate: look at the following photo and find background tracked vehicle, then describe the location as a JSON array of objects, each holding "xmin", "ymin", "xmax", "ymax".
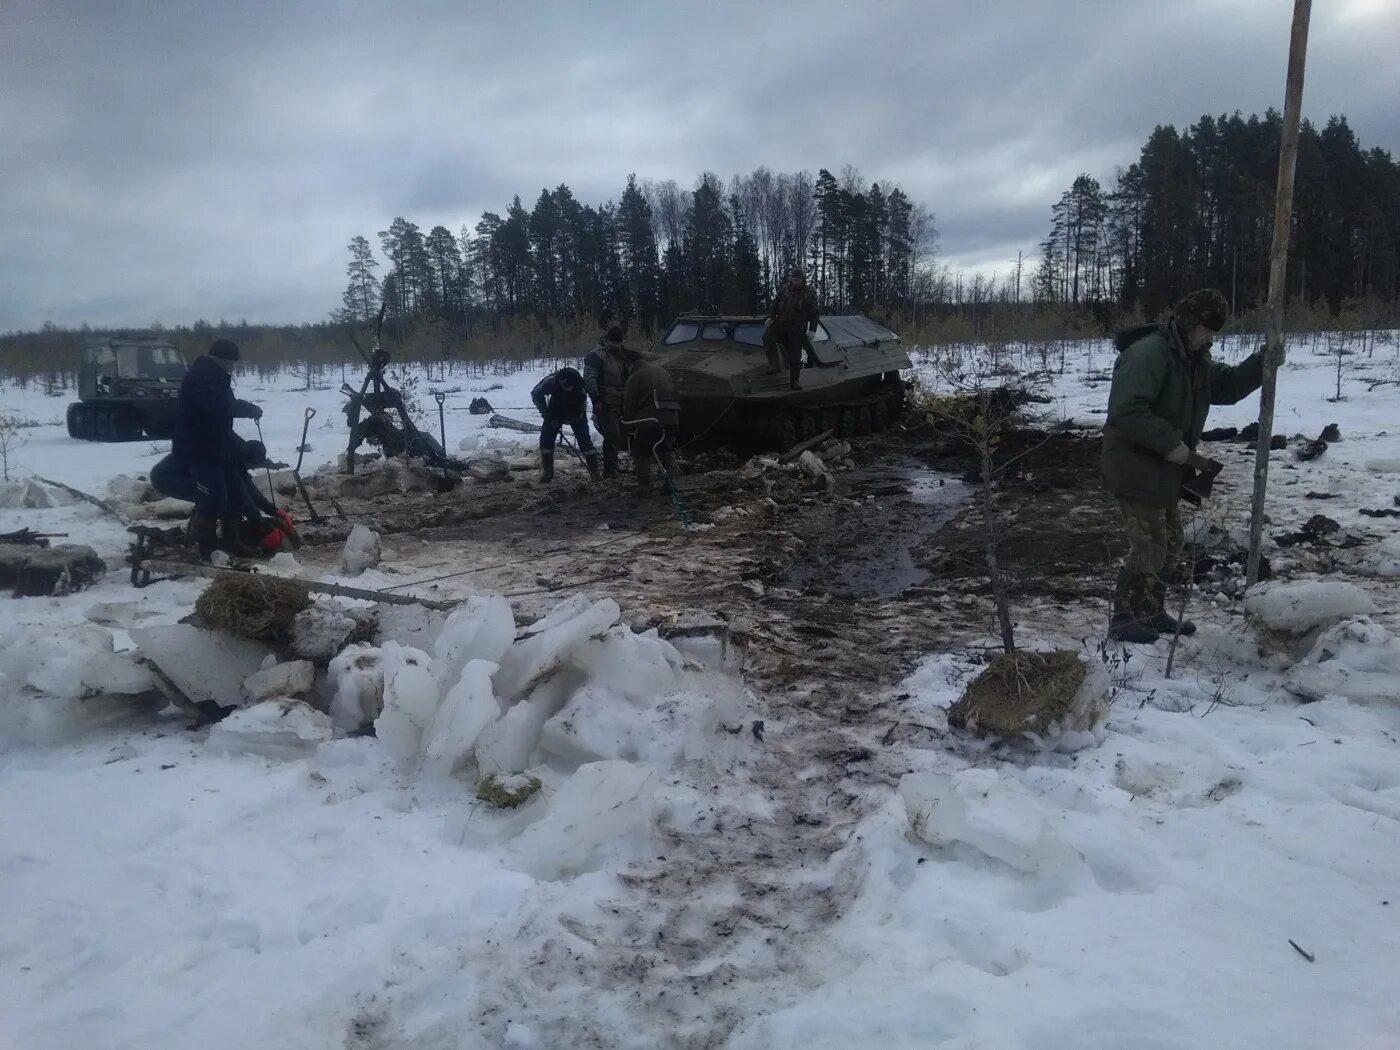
[
  {"xmin": 67, "ymin": 335, "xmax": 188, "ymax": 441},
  {"xmin": 647, "ymin": 314, "xmax": 911, "ymax": 448}
]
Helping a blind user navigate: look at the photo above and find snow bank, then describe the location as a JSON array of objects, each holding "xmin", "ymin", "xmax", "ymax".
[{"xmin": 1242, "ymin": 579, "xmax": 1374, "ymax": 635}]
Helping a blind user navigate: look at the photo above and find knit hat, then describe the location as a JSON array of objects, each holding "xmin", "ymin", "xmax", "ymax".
[
  {"xmin": 556, "ymin": 366, "xmax": 583, "ymax": 388},
  {"xmin": 604, "ymin": 325, "xmax": 624, "ymax": 345},
  {"xmin": 1174, "ymin": 289, "xmax": 1228, "ymax": 332},
  {"xmin": 209, "ymin": 339, "xmax": 240, "ymax": 361}
]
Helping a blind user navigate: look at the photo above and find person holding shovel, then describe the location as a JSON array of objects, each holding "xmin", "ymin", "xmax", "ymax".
[{"xmin": 1102, "ymin": 289, "xmax": 1283, "ymax": 643}]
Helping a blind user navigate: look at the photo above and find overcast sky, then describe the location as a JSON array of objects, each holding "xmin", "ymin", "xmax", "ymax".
[{"xmin": 1, "ymin": 0, "xmax": 1396, "ymax": 332}]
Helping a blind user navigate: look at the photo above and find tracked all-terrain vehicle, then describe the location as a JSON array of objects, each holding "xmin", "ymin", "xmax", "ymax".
[
  {"xmin": 67, "ymin": 335, "xmax": 188, "ymax": 441},
  {"xmin": 647, "ymin": 314, "xmax": 910, "ymax": 448}
]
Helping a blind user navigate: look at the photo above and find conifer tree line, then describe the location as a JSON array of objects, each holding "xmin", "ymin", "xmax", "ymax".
[
  {"xmin": 337, "ymin": 167, "xmax": 937, "ymax": 339},
  {"xmin": 1035, "ymin": 112, "xmax": 1400, "ymax": 320}
]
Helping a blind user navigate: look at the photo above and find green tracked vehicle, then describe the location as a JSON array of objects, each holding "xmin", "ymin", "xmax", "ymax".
[
  {"xmin": 66, "ymin": 335, "xmax": 188, "ymax": 441},
  {"xmin": 645, "ymin": 313, "xmax": 910, "ymax": 448}
]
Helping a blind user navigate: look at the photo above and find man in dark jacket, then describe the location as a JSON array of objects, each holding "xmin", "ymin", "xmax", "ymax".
[
  {"xmin": 583, "ymin": 325, "xmax": 636, "ymax": 478},
  {"xmin": 1102, "ymin": 289, "xmax": 1283, "ymax": 642},
  {"xmin": 171, "ymin": 339, "xmax": 263, "ymax": 559},
  {"xmin": 622, "ymin": 359, "xmax": 680, "ymax": 495},
  {"xmin": 765, "ymin": 269, "xmax": 820, "ymax": 390},
  {"xmin": 531, "ymin": 366, "xmax": 600, "ymax": 482},
  {"xmin": 151, "ymin": 436, "xmax": 298, "ymax": 557}
]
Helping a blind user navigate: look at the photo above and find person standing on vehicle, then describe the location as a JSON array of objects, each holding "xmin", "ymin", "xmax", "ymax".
[
  {"xmin": 531, "ymin": 366, "xmax": 601, "ymax": 482},
  {"xmin": 622, "ymin": 359, "xmax": 680, "ymax": 496},
  {"xmin": 1102, "ymin": 289, "xmax": 1282, "ymax": 643},
  {"xmin": 171, "ymin": 338, "xmax": 263, "ymax": 559},
  {"xmin": 583, "ymin": 325, "xmax": 635, "ymax": 478},
  {"xmin": 765, "ymin": 268, "xmax": 820, "ymax": 390}
]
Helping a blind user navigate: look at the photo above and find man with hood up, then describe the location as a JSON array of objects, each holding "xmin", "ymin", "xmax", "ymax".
[
  {"xmin": 530, "ymin": 365, "xmax": 600, "ymax": 482},
  {"xmin": 1102, "ymin": 288, "xmax": 1283, "ymax": 643}
]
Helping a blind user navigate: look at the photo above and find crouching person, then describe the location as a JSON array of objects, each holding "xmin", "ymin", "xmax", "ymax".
[
  {"xmin": 531, "ymin": 366, "xmax": 600, "ymax": 482},
  {"xmin": 622, "ymin": 360, "xmax": 680, "ymax": 496}
]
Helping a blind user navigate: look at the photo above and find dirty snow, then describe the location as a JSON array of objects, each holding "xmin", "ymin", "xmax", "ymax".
[{"xmin": 2, "ymin": 335, "xmax": 1399, "ymax": 1048}]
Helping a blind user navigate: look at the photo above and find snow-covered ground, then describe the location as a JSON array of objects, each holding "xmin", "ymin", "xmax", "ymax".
[{"xmin": 2, "ymin": 333, "xmax": 1399, "ymax": 1049}]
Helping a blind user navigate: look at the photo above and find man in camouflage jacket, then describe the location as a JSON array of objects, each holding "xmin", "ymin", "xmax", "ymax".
[{"xmin": 1102, "ymin": 288, "xmax": 1282, "ymax": 642}]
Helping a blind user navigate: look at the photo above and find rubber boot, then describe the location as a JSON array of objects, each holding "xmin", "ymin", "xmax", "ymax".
[
  {"xmin": 635, "ymin": 455, "xmax": 652, "ymax": 497},
  {"xmin": 584, "ymin": 451, "xmax": 601, "ymax": 481},
  {"xmin": 1108, "ymin": 569, "xmax": 1160, "ymax": 644},
  {"xmin": 190, "ymin": 515, "xmax": 218, "ymax": 563},
  {"xmin": 1149, "ymin": 574, "xmax": 1196, "ymax": 636},
  {"xmin": 602, "ymin": 444, "xmax": 619, "ymax": 479},
  {"xmin": 540, "ymin": 452, "xmax": 554, "ymax": 483},
  {"xmin": 218, "ymin": 517, "xmax": 261, "ymax": 559}
]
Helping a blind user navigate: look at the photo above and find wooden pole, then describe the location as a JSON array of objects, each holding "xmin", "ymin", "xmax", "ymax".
[
  {"xmin": 138, "ymin": 558, "xmax": 459, "ymax": 611},
  {"xmin": 1247, "ymin": 0, "xmax": 1312, "ymax": 586}
]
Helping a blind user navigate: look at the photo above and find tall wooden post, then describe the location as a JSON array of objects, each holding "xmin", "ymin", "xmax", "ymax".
[{"xmin": 1247, "ymin": 0, "xmax": 1312, "ymax": 586}]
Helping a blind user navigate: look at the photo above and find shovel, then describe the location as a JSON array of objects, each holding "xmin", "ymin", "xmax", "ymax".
[{"xmin": 293, "ymin": 407, "xmax": 323, "ymax": 523}]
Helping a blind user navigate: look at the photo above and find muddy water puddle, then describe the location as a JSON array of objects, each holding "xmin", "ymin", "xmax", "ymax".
[{"xmin": 784, "ymin": 461, "xmax": 967, "ymax": 599}]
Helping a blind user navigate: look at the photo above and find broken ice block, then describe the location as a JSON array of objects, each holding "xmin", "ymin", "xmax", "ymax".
[
  {"xmin": 129, "ymin": 624, "xmax": 272, "ymax": 710},
  {"xmin": 421, "ymin": 659, "xmax": 502, "ymax": 776},
  {"xmin": 492, "ymin": 597, "xmax": 619, "ymax": 701},
  {"xmin": 242, "ymin": 660, "xmax": 315, "ymax": 703},
  {"xmin": 511, "ymin": 760, "xmax": 656, "ymax": 880},
  {"xmin": 340, "ymin": 525, "xmax": 382, "ymax": 576},
  {"xmin": 431, "ymin": 595, "xmax": 516, "ymax": 690},
  {"xmin": 207, "ymin": 699, "xmax": 333, "ymax": 759}
]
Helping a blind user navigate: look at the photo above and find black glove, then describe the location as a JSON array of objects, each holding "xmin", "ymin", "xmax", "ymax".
[
  {"xmin": 807, "ymin": 320, "xmax": 818, "ymax": 333},
  {"xmin": 1186, "ymin": 451, "xmax": 1223, "ymax": 478},
  {"xmin": 234, "ymin": 400, "xmax": 263, "ymax": 421}
]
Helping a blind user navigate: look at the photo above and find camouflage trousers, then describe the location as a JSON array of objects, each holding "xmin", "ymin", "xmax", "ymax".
[{"xmin": 1118, "ymin": 499, "xmax": 1185, "ymax": 577}]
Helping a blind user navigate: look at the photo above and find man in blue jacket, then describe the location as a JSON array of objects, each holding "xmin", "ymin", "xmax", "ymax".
[{"xmin": 171, "ymin": 339, "xmax": 263, "ymax": 559}]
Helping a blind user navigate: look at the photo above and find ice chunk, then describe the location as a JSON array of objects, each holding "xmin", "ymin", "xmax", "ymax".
[
  {"xmin": 1283, "ymin": 618, "xmax": 1400, "ymax": 705},
  {"xmin": 421, "ymin": 659, "xmax": 502, "ymax": 776},
  {"xmin": 431, "ymin": 595, "xmax": 516, "ymax": 689},
  {"xmin": 3, "ymin": 624, "xmax": 156, "ymax": 699},
  {"xmin": 207, "ymin": 699, "xmax": 333, "ymax": 760},
  {"xmin": 899, "ymin": 769, "xmax": 1083, "ymax": 875},
  {"xmin": 289, "ymin": 605, "xmax": 374, "ymax": 663},
  {"xmin": 19, "ymin": 480, "xmax": 54, "ymax": 509},
  {"xmin": 1364, "ymin": 458, "xmax": 1400, "ymax": 474},
  {"xmin": 539, "ymin": 686, "xmax": 717, "ymax": 769},
  {"xmin": 493, "ymin": 597, "xmax": 619, "ymax": 701},
  {"xmin": 1243, "ymin": 580, "xmax": 1374, "ymax": 635},
  {"xmin": 106, "ymin": 473, "xmax": 153, "ymax": 504},
  {"xmin": 242, "ymin": 660, "xmax": 315, "ymax": 703},
  {"xmin": 376, "ymin": 603, "xmax": 449, "ymax": 652},
  {"xmin": 145, "ymin": 497, "xmax": 195, "ymax": 519},
  {"xmin": 511, "ymin": 760, "xmax": 656, "ymax": 880},
  {"xmin": 340, "ymin": 525, "xmax": 382, "ymax": 576},
  {"xmin": 373, "ymin": 643, "xmax": 440, "ymax": 764},
  {"xmin": 263, "ymin": 552, "xmax": 305, "ymax": 578},
  {"xmin": 327, "ymin": 644, "xmax": 385, "ymax": 732},
  {"xmin": 476, "ymin": 674, "xmax": 575, "ymax": 774},
  {"xmin": 1376, "ymin": 534, "xmax": 1400, "ymax": 578},
  {"xmin": 130, "ymin": 625, "xmax": 272, "ymax": 710},
  {"xmin": 567, "ymin": 625, "xmax": 685, "ymax": 703}
]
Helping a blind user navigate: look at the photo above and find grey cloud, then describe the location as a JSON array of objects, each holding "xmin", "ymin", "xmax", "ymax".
[{"xmin": 1, "ymin": 0, "xmax": 1396, "ymax": 329}]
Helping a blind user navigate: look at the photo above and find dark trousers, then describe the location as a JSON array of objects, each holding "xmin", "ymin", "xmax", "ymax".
[
  {"xmin": 766, "ymin": 327, "xmax": 811, "ymax": 384},
  {"xmin": 630, "ymin": 424, "xmax": 675, "ymax": 489},
  {"xmin": 593, "ymin": 407, "xmax": 623, "ymax": 474},
  {"xmin": 539, "ymin": 415, "xmax": 596, "ymax": 456},
  {"xmin": 151, "ymin": 455, "xmax": 247, "ymax": 520}
]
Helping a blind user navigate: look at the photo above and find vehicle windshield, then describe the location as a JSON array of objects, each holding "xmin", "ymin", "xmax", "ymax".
[
  {"xmin": 664, "ymin": 322, "xmax": 700, "ymax": 345},
  {"xmin": 732, "ymin": 323, "xmax": 766, "ymax": 347},
  {"xmin": 115, "ymin": 344, "xmax": 186, "ymax": 379}
]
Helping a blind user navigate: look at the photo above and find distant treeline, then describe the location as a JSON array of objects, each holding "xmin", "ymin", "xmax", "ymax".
[{"xmin": 1036, "ymin": 112, "xmax": 1400, "ymax": 319}]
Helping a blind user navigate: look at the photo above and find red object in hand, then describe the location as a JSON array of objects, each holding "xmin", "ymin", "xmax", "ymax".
[
  {"xmin": 275, "ymin": 509, "xmax": 295, "ymax": 532},
  {"xmin": 260, "ymin": 522, "xmax": 285, "ymax": 553}
]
